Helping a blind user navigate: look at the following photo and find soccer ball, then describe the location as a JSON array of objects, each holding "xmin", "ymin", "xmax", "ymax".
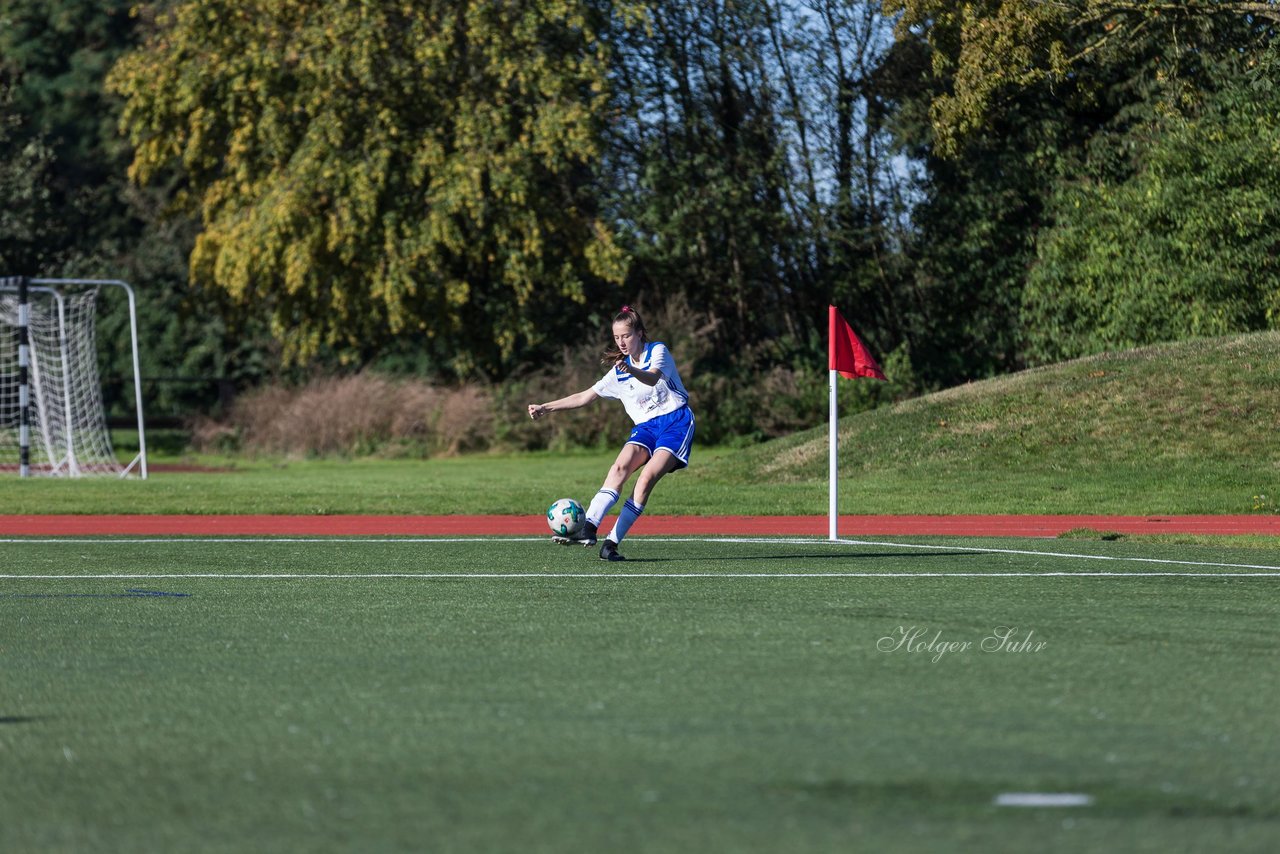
[{"xmin": 546, "ymin": 497, "xmax": 586, "ymax": 537}]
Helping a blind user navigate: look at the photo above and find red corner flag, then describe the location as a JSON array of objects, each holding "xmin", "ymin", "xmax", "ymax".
[
  {"xmin": 828, "ymin": 306, "xmax": 886, "ymax": 381},
  {"xmin": 827, "ymin": 305, "xmax": 885, "ymax": 541}
]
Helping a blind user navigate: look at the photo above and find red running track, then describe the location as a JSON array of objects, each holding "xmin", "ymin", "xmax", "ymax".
[{"xmin": 0, "ymin": 514, "xmax": 1277, "ymax": 537}]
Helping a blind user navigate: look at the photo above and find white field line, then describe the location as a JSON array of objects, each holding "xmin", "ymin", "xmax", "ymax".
[
  {"xmin": 828, "ymin": 537, "xmax": 1280, "ymax": 573},
  {"xmin": 0, "ymin": 537, "xmax": 550, "ymax": 544},
  {"xmin": 0, "ymin": 536, "xmax": 1278, "ymax": 577},
  {"xmin": 1, "ymin": 572, "xmax": 1280, "ymax": 580},
  {"xmin": 995, "ymin": 793, "xmax": 1094, "ymax": 807}
]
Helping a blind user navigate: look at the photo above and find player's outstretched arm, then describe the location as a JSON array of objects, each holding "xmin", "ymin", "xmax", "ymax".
[{"xmin": 529, "ymin": 389, "xmax": 599, "ymax": 420}]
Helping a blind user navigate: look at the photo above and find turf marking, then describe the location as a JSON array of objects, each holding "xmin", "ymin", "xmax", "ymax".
[
  {"xmin": 1, "ymin": 536, "xmax": 1279, "ymax": 575},
  {"xmin": 0, "ymin": 588, "xmax": 190, "ymax": 598},
  {"xmin": 995, "ymin": 793, "xmax": 1094, "ymax": 808},
  {"xmin": 822, "ymin": 538, "xmax": 1280, "ymax": 573},
  {"xmin": 0, "ymin": 537, "xmax": 549, "ymax": 544},
  {"xmin": 2, "ymin": 572, "xmax": 1280, "ymax": 580}
]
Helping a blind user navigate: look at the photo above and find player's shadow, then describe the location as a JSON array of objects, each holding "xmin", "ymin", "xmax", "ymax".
[
  {"xmin": 0, "ymin": 716, "xmax": 44, "ymax": 725},
  {"xmin": 618, "ymin": 551, "xmax": 975, "ymax": 564}
]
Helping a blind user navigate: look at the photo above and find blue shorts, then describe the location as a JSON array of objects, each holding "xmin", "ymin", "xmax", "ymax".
[{"xmin": 626, "ymin": 405, "xmax": 695, "ymax": 469}]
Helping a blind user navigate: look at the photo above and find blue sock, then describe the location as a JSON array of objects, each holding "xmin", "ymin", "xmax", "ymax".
[
  {"xmin": 586, "ymin": 488, "xmax": 620, "ymax": 528},
  {"xmin": 609, "ymin": 499, "xmax": 645, "ymax": 544}
]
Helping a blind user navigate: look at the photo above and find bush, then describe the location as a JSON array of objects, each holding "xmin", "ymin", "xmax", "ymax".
[
  {"xmin": 1022, "ymin": 74, "xmax": 1280, "ymax": 364},
  {"xmin": 191, "ymin": 373, "xmax": 494, "ymax": 457},
  {"xmin": 189, "ymin": 300, "xmax": 920, "ymax": 457}
]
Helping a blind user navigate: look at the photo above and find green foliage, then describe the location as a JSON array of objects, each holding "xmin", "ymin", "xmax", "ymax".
[
  {"xmin": 9, "ymin": 0, "xmax": 1279, "ymax": 431},
  {"xmin": 607, "ymin": 2, "xmax": 819, "ymax": 355},
  {"xmin": 881, "ymin": 33, "xmax": 1072, "ymax": 384},
  {"xmin": 882, "ymin": 1, "xmax": 1276, "ymax": 383},
  {"xmin": 0, "ymin": 0, "xmax": 268, "ymax": 421},
  {"xmin": 881, "ymin": 0, "xmax": 1072, "ymax": 156},
  {"xmin": 0, "ymin": 0, "xmax": 137, "ymax": 262},
  {"xmin": 110, "ymin": 0, "xmax": 633, "ymax": 376},
  {"xmin": 893, "ymin": 124, "xmax": 1045, "ymax": 382},
  {"xmin": 1023, "ymin": 71, "xmax": 1280, "ymax": 363},
  {"xmin": 882, "ymin": 0, "xmax": 1280, "ymax": 156},
  {"xmin": 0, "ymin": 85, "xmax": 57, "ymax": 271},
  {"xmin": 0, "ymin": 0, "xmax": 134, "ymax": 162}
]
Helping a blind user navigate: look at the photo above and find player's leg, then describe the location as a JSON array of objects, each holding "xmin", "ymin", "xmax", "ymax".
[
  {"xmin": 599, "ymin": 450, "xmax": 681, "ymax": 561},
  {"xmin": 600, "ymin": 408, "xmax": 693, "ymax": 562},
  {"xmin": 632, "ymin": 449, "xmax": 681, "ymax": 506},
  {"xmin": 603, "ymin": 442, "xmax": 651, "ymax": 492},
  {"xmin": 559, "ymin": 442, "xmax": 650, "ymax": 546}
]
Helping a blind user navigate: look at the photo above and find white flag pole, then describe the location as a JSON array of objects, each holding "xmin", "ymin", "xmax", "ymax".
[{"xmin": 829, "ymin": 367, "xmax": 839, "ymax": 541}]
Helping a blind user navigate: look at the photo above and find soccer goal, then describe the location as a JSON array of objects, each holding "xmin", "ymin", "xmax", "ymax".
[{"xmin": 0, "ymin": 277, "xmax": 147, "ymax": 478}]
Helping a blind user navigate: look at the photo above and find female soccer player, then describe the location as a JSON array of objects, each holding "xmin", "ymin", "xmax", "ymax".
[{"xmin": 527, "ymin": 306, "xmax": 695, "ymax": 561}]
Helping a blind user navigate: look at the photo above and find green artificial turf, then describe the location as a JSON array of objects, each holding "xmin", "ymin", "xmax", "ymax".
[{"xmin": 3, "ymin": 536, "xmax": 1279, "ymax": 852}]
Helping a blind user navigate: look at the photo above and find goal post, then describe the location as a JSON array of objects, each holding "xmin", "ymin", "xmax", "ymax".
[{"xmin": 0, "ymin": 276, "xmax": 147, "ymax": 479}]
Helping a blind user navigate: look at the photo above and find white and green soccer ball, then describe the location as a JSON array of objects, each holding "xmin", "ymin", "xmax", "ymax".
[{"xmin": 546, "ymin": 497, "xmax": 585, "ymax": 537}]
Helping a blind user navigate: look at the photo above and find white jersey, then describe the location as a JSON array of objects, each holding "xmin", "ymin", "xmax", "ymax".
[{"xmin": 592, "ymin": 341, "xmax": 690, "ymax": 425}]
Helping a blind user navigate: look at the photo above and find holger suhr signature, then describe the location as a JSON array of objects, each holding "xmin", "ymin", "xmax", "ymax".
[{"xmin": 877, "ymin": 626, "xmax": 1047, "ymax": 663}]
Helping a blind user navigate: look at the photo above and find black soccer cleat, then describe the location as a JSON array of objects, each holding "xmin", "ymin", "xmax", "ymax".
[
  {"xmin": 553, "ymin": 521, "xmax": 597, "ymax": 547},
  {"xmin": 599, "ymin": 540, "xmax": 625, "ymax": 562}
]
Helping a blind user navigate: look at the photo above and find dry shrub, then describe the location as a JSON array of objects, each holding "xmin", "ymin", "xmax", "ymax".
[
  {"xmin": 386, "ymin": 381, "xmax": 440, "ymax": 439},
  {"xmin": 195, "ymin": 373, "xmax": 495, "ymax": 457},
  {"xmin": 432, "ymin": 385, "xmax": 495, "ymax": 454},
  {"xmin": 190, "ymin": 296, "xmax": 828, "ymax": 457},
  {"xmin": 644, "ymin": 293, "xmax": 720, "ymax": 379},
  {"xmin": 752, "ymin": 365, "xmax": 827, "ymax": 438},
  {"xmin": 186, "ymin": 414, "xmax": 237, "ymax": 451},
  {"xmin": 496, "ymin": 344, "xmax": 631, "ymax": 452}
]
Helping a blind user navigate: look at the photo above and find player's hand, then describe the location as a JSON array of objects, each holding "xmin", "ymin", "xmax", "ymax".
[{"xmin": 528, "ymin": 403, "xmax": 546, "ymax": 420}]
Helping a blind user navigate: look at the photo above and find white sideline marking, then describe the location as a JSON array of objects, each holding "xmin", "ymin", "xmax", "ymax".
[
  {"xmin": 995, "ymin": 793, "xmax": 1094, "ymax": 808},
  {"xmin": 828, "ymin": 538, "xmax": 1280, "ymax": 573},
  {"xmin": 2, "ymin": 572, "xmax": 1280, "ymax": 580},
  {"xmin": 0, "ymin": 537, "xmax": 548, "ymax": 544},
  {"xmin": 1, "ymin": 536, "xmax": 1279, "ymax": 575}
]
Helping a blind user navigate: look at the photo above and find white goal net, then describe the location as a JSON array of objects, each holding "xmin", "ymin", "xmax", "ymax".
[{"xmin": 0, "ymin": 278, "xmax": 147, "ymax": 477}]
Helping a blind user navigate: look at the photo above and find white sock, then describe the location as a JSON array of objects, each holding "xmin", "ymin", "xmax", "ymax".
[
  {"xmin": 586, "ymin": 488, "xmax": 620, "ymax": 528},
  {"xmin": 608, "ymin": 498, "xmax": 645, "ymax": 544}
]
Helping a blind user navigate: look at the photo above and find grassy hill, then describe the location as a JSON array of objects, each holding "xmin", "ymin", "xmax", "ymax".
[{"xmin": 701, "ymin": 331, "xmax": 1280, "ymax": 515}]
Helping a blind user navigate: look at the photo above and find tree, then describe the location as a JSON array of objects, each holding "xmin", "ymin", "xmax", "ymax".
[
  {"xmin": 875, "ymin": 0, "xmax": 1277, "ymax": 382},
  {"xmin": 0, "ymin": 84, "xmax": 58, "ymax": 272},
  {"xmin": 0, "ymin": 0, "xmax": 138, "ymax": 265},
  {"xmin": 110, "ymin": 0, "xmax": 633, "ymax": 376},
  {"xmin": 602, "ymin": 1, "xmax": 808, "ymax": 351},
  {"xmin": 886, "ymin": 50, "xmax": 1065, "ymax": 383},
  {"xmin": 882, "ymin": 0, "xmax": 1280, "ymax": 155},
  {"xmin": 768, "ymin": 0, "xmax": 917, "ymax": 351},
  {"xmin": 1022, "ymin": 58, "xmax": 1280, "ymax": 362},
  {"xmin": 603, "ymin": 1, "xmax": 914, "ymax": 365}
]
